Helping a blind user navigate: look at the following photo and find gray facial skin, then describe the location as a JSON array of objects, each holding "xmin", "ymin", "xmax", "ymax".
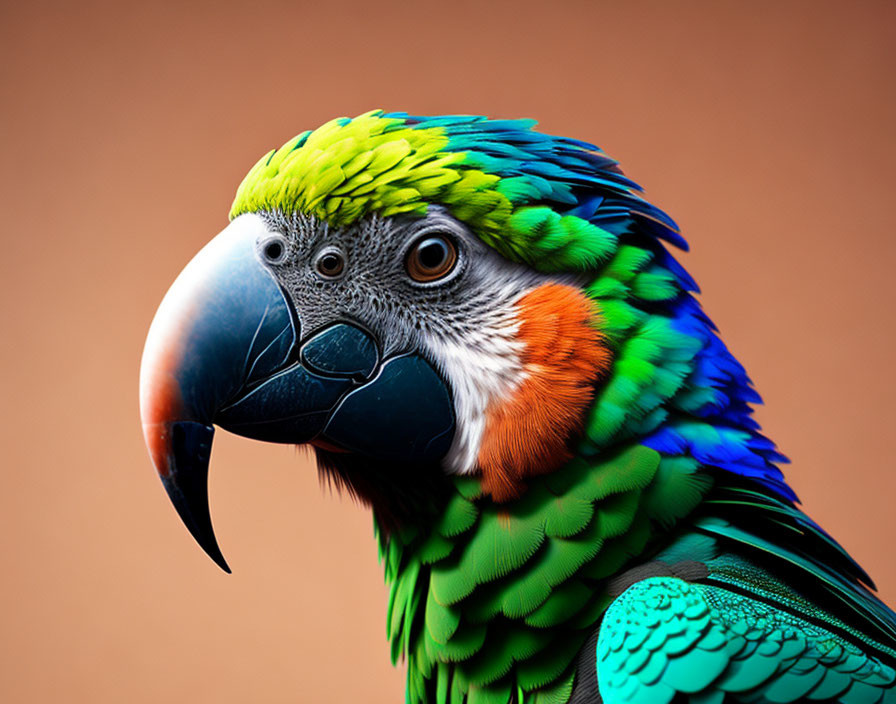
[{"xmin": 255, "ymin": 206, "xmax": 553, "ymax": 359}]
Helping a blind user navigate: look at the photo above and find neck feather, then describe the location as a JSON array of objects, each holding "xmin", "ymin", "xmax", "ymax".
[{"xmin": 376, "ymin": 443, "xmax": 711, "ymax": 704}]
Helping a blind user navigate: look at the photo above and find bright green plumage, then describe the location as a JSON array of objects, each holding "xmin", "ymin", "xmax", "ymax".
[
  {"xmin": 378, "ymin": 446, "xmax": 711, "ymax": 704},
  {"xmin": 229, "ymin": 111, "xmax": 896, "ymax": 704}
]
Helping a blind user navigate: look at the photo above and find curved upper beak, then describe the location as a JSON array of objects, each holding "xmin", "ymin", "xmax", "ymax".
[
  {"xmin": 139, "ymin": 215, "xmax": 300, "ymax": 572},
  {"xmin": 140, "ymin": 215, "xmax": 456, "ymax": 572}
]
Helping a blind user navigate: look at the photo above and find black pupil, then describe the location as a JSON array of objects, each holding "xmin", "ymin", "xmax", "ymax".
[
  {"xmin": 320, "ymin": 253, "xmax": 342, "ymax": 274},
  {"xmin": 418, "ymin": 238, "xmax": 448, "ymax": 270},
  {"xmin": 264, "ymin": 241, "xmax": 283, "ymax": 261}
]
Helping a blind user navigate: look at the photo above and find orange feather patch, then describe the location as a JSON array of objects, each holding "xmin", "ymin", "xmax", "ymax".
[{"xmin": 477, "ymin": 283, "xmax": 611, "ymax": 501}]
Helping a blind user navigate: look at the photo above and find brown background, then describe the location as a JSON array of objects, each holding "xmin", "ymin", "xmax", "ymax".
[{"xmin": 1, "ymin": 1, "xmax": 895, "ymax": 701}]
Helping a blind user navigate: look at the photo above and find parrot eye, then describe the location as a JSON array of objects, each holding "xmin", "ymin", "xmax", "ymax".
[
  {"xmin": 259, "ymin": 235, "xmax": 288, "ymax": 265},
  {"xmin": 405, "ymin": 235, "xmax": 458, "ymax": 283},
  {"xmin": 314, "ymin": 247, "xmax": 346, "ymax": 279}
]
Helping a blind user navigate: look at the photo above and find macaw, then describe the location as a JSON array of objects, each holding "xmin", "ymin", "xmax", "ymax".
[{"xmin": 139, "ymin": 111, "xmax": 896, "ymax": 704}]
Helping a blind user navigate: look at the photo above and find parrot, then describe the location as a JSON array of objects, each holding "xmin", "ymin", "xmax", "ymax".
[{"xmin": 139, "ymin": 110, "xmax": 896, "ymax": 704}]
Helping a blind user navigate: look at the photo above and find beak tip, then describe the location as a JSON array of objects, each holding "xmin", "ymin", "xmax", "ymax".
[
  {"xmin": 153, "ymin": 422, "xmax": 233, "ymax": 573},
  {"xmin": 160, "ymin": 472, "xmax": 233, "ymax": 573},
  {"xmin": 203, "ymin": 541, "xmax": 232, "ymax": 574}
]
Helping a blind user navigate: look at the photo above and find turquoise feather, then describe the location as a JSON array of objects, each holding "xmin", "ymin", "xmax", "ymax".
[{"xmin": 598, "ymin": 575, "xmax": 896, "ymax": 704}]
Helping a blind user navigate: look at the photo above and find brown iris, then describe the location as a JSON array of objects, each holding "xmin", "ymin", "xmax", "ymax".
[
  {"xmin": 405, "ymin": 235, "xmax": 457, "ymax": 282},
  {"xmin": 316, "ymin": 250, "xmax": 345, "ymax": 278}
]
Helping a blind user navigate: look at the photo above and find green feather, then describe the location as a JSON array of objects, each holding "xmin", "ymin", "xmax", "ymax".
[
  {"xmin": 418, "ymin": 531, "xmax": 456, "ymax": 564},
  {"xmin": 428, "ymin": 621, "xmax": 487, "ymax": 662},
  {"xmin": 499, "ymin": 528, "xmax": 604, "ymax": 619},
  {"xmin": 436, "ymin": 491, "xmax": 479, "ymax": 538},
  {"xmin": 524, "ymin": 580, "xmax": 594, "ymax": 628},
  {"xmin": 462, "ymin": 625, "xmax": 543, "ymax": 686},
  {"xmin": 426, "ymin": 590, "xmax": 461, "ymax": 644},
  {"xmin": 543, "ymin": 495, "xmax": 595, "ymax": 539},
  {"xmin": 466, "ymin": 682, "xmax": 512, "ymax": 704},
  {"xmin": 530, "ymin": 669, "xmax": 576, "ymax": 704},
  {"xmin": 630, "ymin": 268, "xmax": 679, "ymax": 301},
  {"xmin": 430, "ymin": 509, "xmax": 546, "ymax": 605},
  {"xmin": 516, "ymin": 636, "xmax": 587, "ymax": 690}
]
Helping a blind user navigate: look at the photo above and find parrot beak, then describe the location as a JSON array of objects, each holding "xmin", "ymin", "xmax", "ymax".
[{"xmin": 139, "ymin": 214, "xmax": 455, "ymax": 572}]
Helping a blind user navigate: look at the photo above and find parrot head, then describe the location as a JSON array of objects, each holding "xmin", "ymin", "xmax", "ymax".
[{"xmin": 140, "ymin": 111, "xmax": 781, "ymax": 572}]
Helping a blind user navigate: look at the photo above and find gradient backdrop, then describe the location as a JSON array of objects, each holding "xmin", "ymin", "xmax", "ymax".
[{"xmin": 1, "ymin": 1, "xmax": 894, "ymax": 702}]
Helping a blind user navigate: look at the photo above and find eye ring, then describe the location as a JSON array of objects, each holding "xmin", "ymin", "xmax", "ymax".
[
  {"xmin": 314, "ymin": 247, "xmax": 346, "ymax": 279},
  {"xmin": 405, "ymin": 234, "xmax": 458, "ymax": 283},
  {"xmin": 259, "ymin": 235, "xmax": 288, "ymax": 265}
]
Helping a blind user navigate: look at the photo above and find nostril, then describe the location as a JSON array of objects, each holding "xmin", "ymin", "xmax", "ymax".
[{"xmin": 300, "ymin": 323, "xmax": 379, "ymax": 381}]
